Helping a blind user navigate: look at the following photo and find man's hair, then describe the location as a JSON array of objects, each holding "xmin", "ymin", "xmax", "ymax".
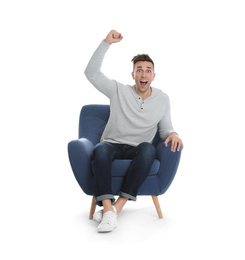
[{"xmin": 131, "ymin": 54, "xmax": 154, "ymax": 71}]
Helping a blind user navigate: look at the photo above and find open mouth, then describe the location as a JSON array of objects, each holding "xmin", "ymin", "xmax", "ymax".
[{"xmin": 140, "ymin": 80, "xmax": 148, "ymax": 87}]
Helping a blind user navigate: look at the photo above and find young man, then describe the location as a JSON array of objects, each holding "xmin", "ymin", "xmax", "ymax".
[{"xmin": 84, "ymin": 30, "xmax": 183, "ymax": 232}]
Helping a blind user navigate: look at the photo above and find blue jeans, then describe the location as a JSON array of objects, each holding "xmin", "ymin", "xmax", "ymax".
[{"xmin": 92, "ymin": 142, "xmax": 156, "ymax": 206}]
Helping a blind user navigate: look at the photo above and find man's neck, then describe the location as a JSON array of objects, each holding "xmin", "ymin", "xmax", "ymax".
[{"xmin": 135, "ymin": 86, "xmax": 152, "ymax": 101}]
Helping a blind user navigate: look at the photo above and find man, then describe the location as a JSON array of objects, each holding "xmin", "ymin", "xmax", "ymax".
[{"xmin": 84, "ymin": 30, "xmax": 183, "ymax": 232}]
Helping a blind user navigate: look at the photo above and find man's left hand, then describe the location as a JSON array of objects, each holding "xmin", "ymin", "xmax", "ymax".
[{"xmin": 164, "ymin": 132, "xmax": 184, "ymax": 152}]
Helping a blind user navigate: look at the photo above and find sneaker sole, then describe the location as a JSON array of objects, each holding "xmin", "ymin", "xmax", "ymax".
[{"xmin": 97, "ymin": 224, "xmax": 118, "ymax": 233}]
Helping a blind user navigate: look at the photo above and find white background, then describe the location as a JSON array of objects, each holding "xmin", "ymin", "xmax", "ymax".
[{"xmin": 1, "ymin": 0, "xmax": 245, "ymax": 259}]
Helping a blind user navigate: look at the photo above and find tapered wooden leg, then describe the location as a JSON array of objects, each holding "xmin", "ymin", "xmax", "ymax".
[
  {"xmin": 89, "ymin": 196, "xmax": 96, "ymax": 220},
  {"xmin": 152, "ymin": 196, "xmax": 163, "ymax": 218}
]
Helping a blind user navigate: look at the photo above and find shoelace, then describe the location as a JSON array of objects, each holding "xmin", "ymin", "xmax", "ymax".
[{"xmin": 101, "ymin": 212, "xmax": 114, "ymax": 224}]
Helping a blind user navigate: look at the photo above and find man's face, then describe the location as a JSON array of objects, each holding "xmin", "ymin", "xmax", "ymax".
[{"xmin": 131, "ymin": 61, "xmax": 155, "ymax": 94}]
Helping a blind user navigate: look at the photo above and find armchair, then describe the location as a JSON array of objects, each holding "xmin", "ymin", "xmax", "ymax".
[{"xmin": 68, "ymin": 104, "xmax": 181, "ymax": 219}]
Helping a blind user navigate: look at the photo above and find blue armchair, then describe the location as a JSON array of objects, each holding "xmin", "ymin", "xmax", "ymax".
[{"xmin": 68, "ymin": 104, "xmax": 181, "ymax": 219}]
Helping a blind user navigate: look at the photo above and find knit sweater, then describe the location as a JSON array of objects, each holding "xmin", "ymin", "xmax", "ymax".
[{"xmin": 84, "ymin": 40, "xmax": 175, "ymax": 147}]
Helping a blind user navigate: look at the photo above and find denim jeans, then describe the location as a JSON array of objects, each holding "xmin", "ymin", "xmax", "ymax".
[{"xmin": 92, "ymin": 142, "xmax": 156, "ymax": 206}]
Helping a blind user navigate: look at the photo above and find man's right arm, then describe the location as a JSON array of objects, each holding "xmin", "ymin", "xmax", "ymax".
[{"xmin": 84, "ymin": 30, "xmax": 123, "ymax": 99}]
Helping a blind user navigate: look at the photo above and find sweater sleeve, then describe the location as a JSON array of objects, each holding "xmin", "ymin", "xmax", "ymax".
[
  {"xmin": 158, "ymin": 95, "xmax": 175, "ymax": 141},
  {"xmin": 84, "ymin": 40, "xmax": 117, "ymax": 99}
]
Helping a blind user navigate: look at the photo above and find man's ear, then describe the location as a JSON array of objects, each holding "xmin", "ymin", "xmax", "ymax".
[
  {"xmin": 131, "ymin": 72, "xmax": 135, "ymax": 79},
  {"xmin": 152, "ymin": 73, "xmax": 156, "ymax": 81}
]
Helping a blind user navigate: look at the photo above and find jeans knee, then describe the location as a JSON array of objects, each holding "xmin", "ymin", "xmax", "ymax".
[
  {"xmin": 137, "ymin": 142, "xmax": 156, "ymax": 159},
  {"xmin": 93, "ymin": 142, "xmax": 113, "ymax": 161}
]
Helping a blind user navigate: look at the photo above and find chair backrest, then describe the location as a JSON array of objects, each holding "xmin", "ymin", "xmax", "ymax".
[{"xmin": 79, "ymin": 104, "xmax": 161, "ymax": 146}]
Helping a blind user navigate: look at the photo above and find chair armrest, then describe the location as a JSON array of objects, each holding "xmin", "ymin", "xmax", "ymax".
[
  {"xmin": 68, "ymin": 138, "xmax": 95, "ymax": 195},
  {"xmin": 156, "ymin": 141, "xmax": 182, "ymax": 195}
]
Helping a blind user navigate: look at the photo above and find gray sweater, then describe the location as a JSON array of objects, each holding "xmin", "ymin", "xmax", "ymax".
[{"xmin": 84, "ymin": 40, "xmax": 175, "ymax": 147}]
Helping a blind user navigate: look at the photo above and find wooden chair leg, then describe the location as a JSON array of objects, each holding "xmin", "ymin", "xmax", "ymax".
[
  {"xmin": 89, "ymin": 196, "xmax": 96, "ymax": 220},
  {"xmin": 152, "ymin": 195, "xmax": 163, "ymax": 218}
]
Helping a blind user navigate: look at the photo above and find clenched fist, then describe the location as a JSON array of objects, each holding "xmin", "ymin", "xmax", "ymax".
[{"xmin": 104, "ymin": 30, "xmax": 123, "ymax": 44}]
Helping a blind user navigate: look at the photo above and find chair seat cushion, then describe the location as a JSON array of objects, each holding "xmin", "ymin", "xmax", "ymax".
[{"xmin": 91, "ymin": 159, "xmax": 160, "ymax": 177}]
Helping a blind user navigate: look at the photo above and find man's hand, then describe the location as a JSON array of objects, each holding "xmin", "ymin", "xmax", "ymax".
[
  {"xmin": 164, "ymin": 132, "xmax": 184, "ymax": 152},
  {"xmin": 104, "ymin": 30, "xmax": 123, "ymax": 44}
]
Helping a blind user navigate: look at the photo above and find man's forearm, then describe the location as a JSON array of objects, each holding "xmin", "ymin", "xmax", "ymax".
[
  {"xmin": 84, "ymin": 30, "xmax": 123, "ymax": 98},
  {"xmin": 84, "ymin": 40, "xmax": 117, "ymax": 98},
  {"xmin": 84, "ymin": 40, "xmax": 110, "ymax": 81},
  {"xmin": 84, "ymin": 30, "xmax": 123, "ymax": 82}
]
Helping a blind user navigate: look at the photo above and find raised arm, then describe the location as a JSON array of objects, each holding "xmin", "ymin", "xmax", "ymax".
[{"xmin": 84, "ymin": 30, "xmax": 123, "ymax": 99}]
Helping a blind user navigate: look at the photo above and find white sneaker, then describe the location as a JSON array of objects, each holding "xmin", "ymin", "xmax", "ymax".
[
  {"xmin": 97, "ymin": 211, "xmax": 118, "ymax": 233},
  {"xmin": 93, "ymin": 206, "xmax": 117, "ymax": 223}
]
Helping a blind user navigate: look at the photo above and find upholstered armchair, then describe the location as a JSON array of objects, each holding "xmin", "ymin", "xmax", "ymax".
[{"xmin": 68, "ymin": 104, "xmax": 181, "ymax": 219}]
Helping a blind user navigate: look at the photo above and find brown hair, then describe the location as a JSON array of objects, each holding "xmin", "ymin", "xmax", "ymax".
[{"xmin": 131, "ymin": 54, "xmax": 154, "ymax": 71}]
